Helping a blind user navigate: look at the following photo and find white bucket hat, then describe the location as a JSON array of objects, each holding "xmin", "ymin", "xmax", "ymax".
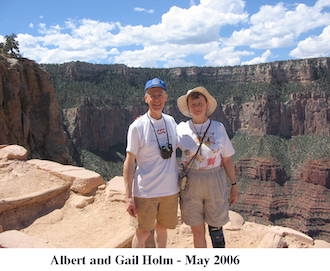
[{"xmin": 177, "ymin": 86, "xmax": 217, "ymax": 117}]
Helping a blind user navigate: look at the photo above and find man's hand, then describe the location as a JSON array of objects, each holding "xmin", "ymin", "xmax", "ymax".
[{"xmin": 126, "ymin": 197, "xmax": 138, "ymax": 217}]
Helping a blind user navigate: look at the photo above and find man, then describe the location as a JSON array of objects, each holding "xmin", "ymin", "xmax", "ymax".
[{"xmin": 123, "ymin": 78, "xmax": 179, "ymax": 248}]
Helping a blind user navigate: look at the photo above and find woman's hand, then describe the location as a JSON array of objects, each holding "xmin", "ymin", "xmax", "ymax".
[{"xmin": 230, "ymin": 185, "xmax": 238, "ymax": 205}]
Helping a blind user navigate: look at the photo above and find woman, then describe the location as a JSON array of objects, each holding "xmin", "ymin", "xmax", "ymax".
[{"xmin": 177, "ymin": 86, "xmax": 238, "ymax": 248}]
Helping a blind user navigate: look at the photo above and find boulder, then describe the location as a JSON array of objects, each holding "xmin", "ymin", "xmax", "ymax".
[
  {"xmin": 257, "ymin": 232, "xmax": 287, "ymax": 248},
  {"xmin": 224, "ymin": 210, "xmax": 245, "ymax": 230},
  {"xmin": 0, "ymin": 145, "xmax": 28, "ymax": 160},
  {"xmin": 68, "ymin": 194, "xmax": 94, "ymax": 208},
  {"xmin": 0, "ymin": 230, "xmax": 55, "ymax": 248},
  {"xmin": 269, "ymin": 225, "xmax": 314, "ymax": 246},
  {"xmin": 27, "ymin": 159, "xmax": 105, "ymax": 195},
  {"xmin": 314, "ymin": 240, "xmax": 330, "ymax": 248},
  {"xmin": 105, "ymin": 176, "xmax": 126, "ymax": 202}
]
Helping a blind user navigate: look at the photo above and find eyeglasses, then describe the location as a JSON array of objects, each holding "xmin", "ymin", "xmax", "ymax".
[{"xmin": 147, "ymin": 93, "xmax": 166, "ymax": 100}]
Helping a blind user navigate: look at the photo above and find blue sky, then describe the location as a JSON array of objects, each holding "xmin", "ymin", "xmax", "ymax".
[{"xmin": 1, "ymin": 0, "xmax": 330, "ymax": 68}]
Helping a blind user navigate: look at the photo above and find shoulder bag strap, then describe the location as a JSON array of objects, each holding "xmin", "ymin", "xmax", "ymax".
[{"xmin": 182, "ymin": 120, "xmax": 212, "ymax": 172}]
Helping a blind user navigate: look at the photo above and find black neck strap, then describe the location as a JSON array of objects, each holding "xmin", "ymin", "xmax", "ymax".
[{"xmin": 147, "ymin": 113, "xmax": 170, "ymax": 149}]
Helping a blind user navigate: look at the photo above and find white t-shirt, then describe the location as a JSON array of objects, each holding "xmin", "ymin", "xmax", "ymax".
[
  {"xmin": 177, "ymin": 119, "xmax": 235, "ymax": 170},
  {"xmin": 126, "ymin": 112, "xmax": 179, "ymax": 198}
]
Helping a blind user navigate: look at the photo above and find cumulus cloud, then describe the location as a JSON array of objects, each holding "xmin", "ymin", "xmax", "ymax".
[
  {"xmin": 18, "ymin": 0, "xmax": 249, "ymax": 66},
  {"xmin": 113, "ymin": 42, "xmax": 219, "ymax": 68},
  {"xmin": 204, "ymin": 46, "xmax": 254, "ymax": 66},
  {"xmin": 242, "ymin": 49, "xmax": 273, "ymax": 65},
  {"xmin": 223, "ymin": 1, "xmax": 330, "ymax": 50},
  {"xmin": 163, "ymin": 59, "xmax": 195, "ymax": 68},
  {"xmin": 15, "ymin": 0, "xmax": 330, "ymax": 67},
  {"xmin": 290, "ymin": 25, "xmax": 330, "ymax": 58}
]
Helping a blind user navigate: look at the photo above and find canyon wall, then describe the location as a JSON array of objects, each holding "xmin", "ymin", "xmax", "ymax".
[
  {"xmin": 57, "ymin": 60, "xmax": 330, "ymax": 241},
  {"xmin": 0, "ymin": 54, "xmax": 69, "ymax": 163},
  {"xmin": 1, "ymin": 54, "xmax": 330, "ymax": 241},
  {"xmin": 224, "ymin": 92, "xmax": 330, "ymax": 137},
  {"xmin": 53, "ymin": 57, "xmax": 330, "ymax": 84},
  {"xmin": 62, "ymin": 91, "xmax": 330, "ymax": 152}
]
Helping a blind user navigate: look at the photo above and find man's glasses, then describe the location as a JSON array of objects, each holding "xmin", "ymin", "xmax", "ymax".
[{"xmin": 147, "ymin": 93, "xmax": 166, "ymax": 100}]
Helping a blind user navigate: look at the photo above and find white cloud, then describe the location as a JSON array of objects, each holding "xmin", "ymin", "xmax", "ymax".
[
  {"xmin": 200, "ymin": 0, "xmax": 245, "ymax": 13},
  {"xmin": 21, "ymin": 44, "xmax": 110, "ymax": 64},
  {"xmin": 17, "ymin": 34, "xmax": 40, "ymax": 49},
  {"xmin": 190, "ymin": 0, "xmax": 197, "ymax": 6},
  {"xmin": 134, "ymin": 7, "xmax": 154, "ymax": 13},
  {"xmin": 204, "ymin": 46, "xmax": 254, "ymax": 66},
  {"xmin": 153, "ymin": 2, "xmax": 248, "ymax": 46},
  {"xmin": 241, "ymin": 49, "xmax": 273, "ymax": 65},
  {"xmin": 17, "ymin": 0, "xmax": 249, "ymax": 67},
  {"xmin": 113, "ymin": 46, "xmax": 160, "ymax": 68},
  {"xmin": 290, "ymin": 25, "xmax": 330, "ymax": 58},
  {"xmin": 223, "ymin": 1, "xmax": 330, "ymax": 50},
  {"xmin": 29, "ymin": 23, "xmax": 34, "ymax": 28},
  {"xmin": 14, "ymin": 0, "xmax": 330, "ymax": 68},
  {"xmin": 113, "ymin": 42, "xmax": 220, "ymax": 67},
  {"xmin": 163, "ymin": 59, "xmax": 195, "ymax": 68},
  {"xmin": 38, "ymin": 23, "xmax": 63, "ymax": 35}
]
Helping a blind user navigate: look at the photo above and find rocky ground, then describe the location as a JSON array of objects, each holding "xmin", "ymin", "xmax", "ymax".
[{"xmin": 0, "ymin": 145, "xmax": 329, "ymax": 249}]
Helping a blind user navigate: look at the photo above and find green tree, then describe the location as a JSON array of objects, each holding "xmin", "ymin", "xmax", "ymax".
[{"xmin": 0, "ymin": 33, "xmax": 21, "ymax": 58}]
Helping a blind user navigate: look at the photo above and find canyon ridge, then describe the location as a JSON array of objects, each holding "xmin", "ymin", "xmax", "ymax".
[{"xmin": 0, "ymin": 53, "xmax": 329, "ymax": 243}]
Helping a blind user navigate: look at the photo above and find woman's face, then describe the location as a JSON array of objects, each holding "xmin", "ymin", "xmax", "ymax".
[{"xmin": 187, "ymin": 94, "xmax": 209, "ymax": 119}]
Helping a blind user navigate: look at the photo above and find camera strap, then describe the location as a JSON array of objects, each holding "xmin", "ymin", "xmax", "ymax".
[
  {"xmin": 147, "ymin": 113, "xmax": 170, "ymax": 151},
  {"xmin": 182, "ymin": 120, "xmax": 212, "ymax": 174}
]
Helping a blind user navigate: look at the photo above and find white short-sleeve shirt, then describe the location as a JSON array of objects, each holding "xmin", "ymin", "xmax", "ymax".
[
  {"xmin": 126, "ymin": 113, "xmax": 179, "ymax": 198},
  {"xmin": 177, "ymin": 119, "xmax": 235, "ymax": 170}
]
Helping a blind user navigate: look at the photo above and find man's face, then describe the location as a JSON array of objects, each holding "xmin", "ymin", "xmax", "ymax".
[{"xmin": 145, "ymin": 87, "xmax": 168, "ymax": 112}]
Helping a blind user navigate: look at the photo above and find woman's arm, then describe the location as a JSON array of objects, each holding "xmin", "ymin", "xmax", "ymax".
[{"xmin": 222, "ymin": 156, "xmax": 238, "ymax": 205}]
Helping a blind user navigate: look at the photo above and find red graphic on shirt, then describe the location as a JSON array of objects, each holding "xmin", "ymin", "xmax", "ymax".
[
  {"xmin": 207, "ymin": 157, "xmax": 216, "ymax": 166},
  {"xmin": 157, "ymin": 128, "xmax": 165, "ymax": 135}
]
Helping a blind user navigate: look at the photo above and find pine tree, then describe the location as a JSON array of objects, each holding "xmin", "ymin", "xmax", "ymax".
[{"xmin": 0, "ymin": 33, "xmax": 21, "ymax": 58}]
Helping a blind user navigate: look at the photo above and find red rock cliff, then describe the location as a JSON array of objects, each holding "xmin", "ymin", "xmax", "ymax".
[
  {"xmin": 224, "ymin": 92, "xmax": 330, "ymax": 137},
  {"xmin": 0, "ymin": 54, "xmax": 69, "ymax": 163}
]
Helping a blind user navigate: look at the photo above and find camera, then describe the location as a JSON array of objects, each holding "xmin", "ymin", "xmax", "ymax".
[{"xmin": 160, "ymin": 144, "xmax": 173, "ymax": 159}]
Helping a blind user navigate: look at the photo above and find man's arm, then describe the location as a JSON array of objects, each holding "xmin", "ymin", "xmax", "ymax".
[
  {"xmin": 222, "ymin": 156, "xmax": 238, "ymax": 205},
  {"xmin": 123, "ymin": 151, "xmax": 138, "ymax": 217}
]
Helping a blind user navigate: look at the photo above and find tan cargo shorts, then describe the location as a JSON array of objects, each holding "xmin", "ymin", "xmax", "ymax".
[
  {"xmin": 179, "ymin": 166, "xmax": 229, "ymax": 227},
  {"xmin": 133, "ymin": 193, "xmax": 179, "ymax": 231}
]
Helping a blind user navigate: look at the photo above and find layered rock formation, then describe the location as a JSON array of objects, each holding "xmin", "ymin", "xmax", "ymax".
[
  {"xmin": 49, "ymin": 57, "xmax": 330, "ymax": 84},
  {"xmin": 62, "ymin": 91, "xmax": 330, "ymax": 153},
  {"xmin": 301, "ymin": 158, "xmax": 330, "ymax": 188},
  {"xmin": 0, "ymin": 54, "xmax": 69, "ymax": 163},
  {"xmin": 62, "ymin": 98, "xmax": 148, "ymax": 152},
  {"xmin": 169, "ymin": 57, "xmax": 330, "ymax": 84},
  {"xmin": 0, "ymin": 145, "xmax": 104, "ymax": 232},
  {"xmin": 224, "ymin": 92, "xmax": 330, "ymax": 137},
  {"xmin": 235, "ymin": 158, "xmax": 287, "ymax": 184},
  {"xmin": 1, "ymin": 54, "xmax": 330, "ymax": 242}
]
